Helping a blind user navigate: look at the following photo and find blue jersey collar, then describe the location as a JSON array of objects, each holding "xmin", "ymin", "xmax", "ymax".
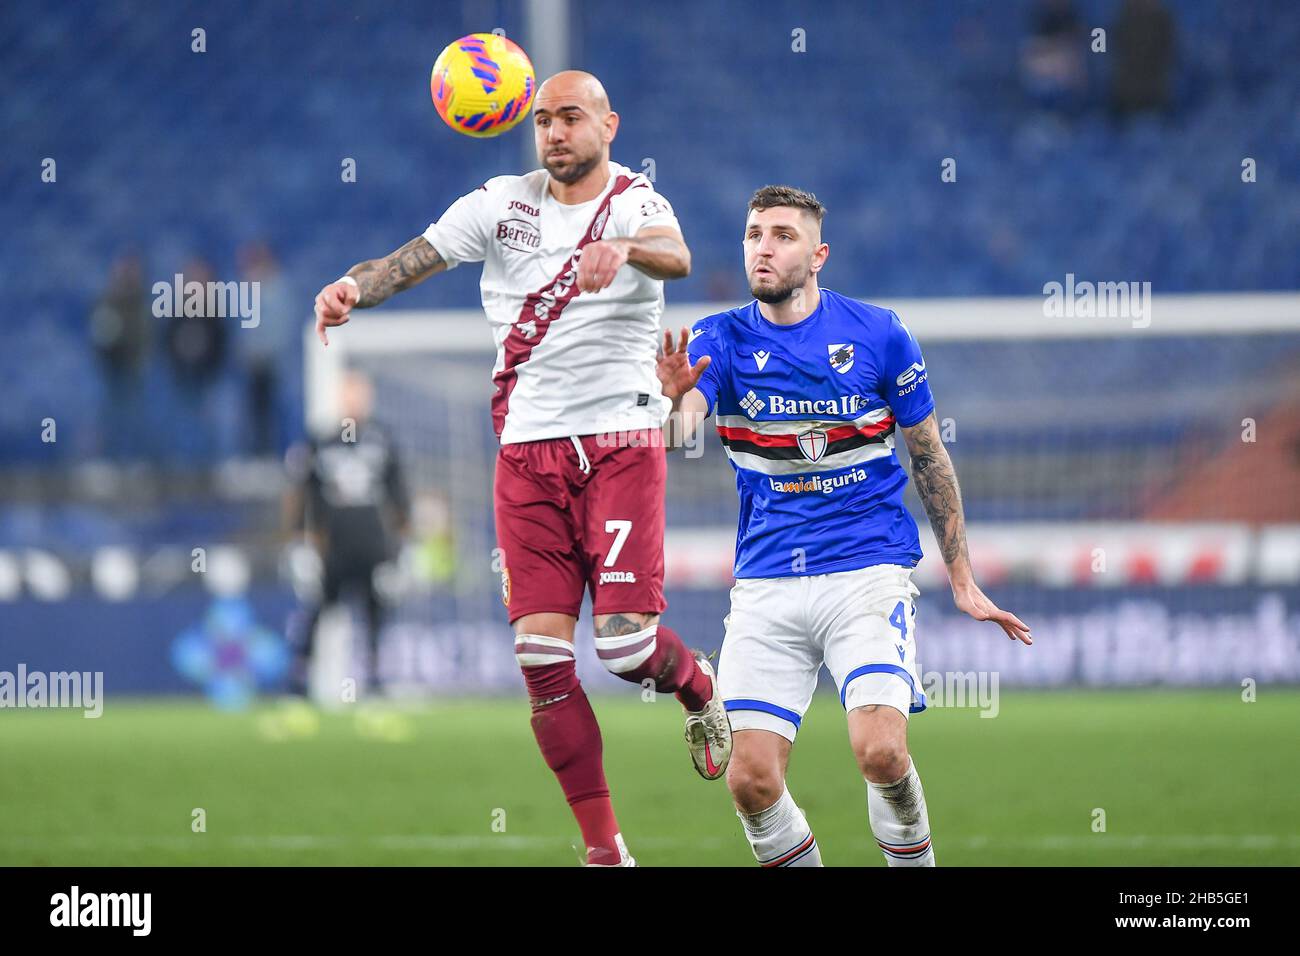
[{"xmin": 751, "ymin": 287, "xmax": 828, "ymax": 332}]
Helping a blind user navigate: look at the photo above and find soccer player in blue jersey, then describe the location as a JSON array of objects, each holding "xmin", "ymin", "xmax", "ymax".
[{"xmin": 657, "ymin": 185, "xmax": 1032, "ymax": 867}]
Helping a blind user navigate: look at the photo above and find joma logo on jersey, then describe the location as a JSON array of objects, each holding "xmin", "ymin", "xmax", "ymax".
[
  {"xmin": 767, "ymin": 394, "xmax": 868, "ymax": 416},
  {"xmin": 496, "ymin": 219, "xmax": 541, "ymax": 252},
  {"xmin": 508, "ymin": 199, "xmax": 539, "ymax": 216},
  {"xmin": 599, "ymin": 570, "xmax": 637, "ymax": 584}
]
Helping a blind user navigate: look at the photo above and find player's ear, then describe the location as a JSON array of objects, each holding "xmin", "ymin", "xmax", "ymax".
[
  {"xmin": 810, "ymin": 241, "xmax": 829, "ymax": 273},
  {"xmin": 603, "ymin": 110, "xmax": 619, "ymax": 144}
]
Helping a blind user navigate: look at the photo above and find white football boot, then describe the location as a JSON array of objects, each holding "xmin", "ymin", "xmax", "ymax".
[
  {"xmin": 683, "ymin": 652, "xmax": 733, "ymax": 780},
  {"xmin": 582, "ymin": 833, "xmax": 636, "ymax": 867}
]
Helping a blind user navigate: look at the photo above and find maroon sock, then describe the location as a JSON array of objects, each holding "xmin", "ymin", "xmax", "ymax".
[
  {"xmin": 521, "ymin": 658, "xmax": 622, "ymax": 864},
  {"xmin": 598, "ymin": 623, "xmax": 714, "ymax": 712}
]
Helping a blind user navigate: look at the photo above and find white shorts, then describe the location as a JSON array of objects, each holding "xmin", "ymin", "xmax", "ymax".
[{"xmin": 718, "ymin": 564, "xmax": 928, "ymax": 742}]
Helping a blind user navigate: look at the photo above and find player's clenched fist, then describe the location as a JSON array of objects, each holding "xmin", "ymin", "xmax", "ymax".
[
  {"xmin": 314, "ymin": 279, "xmax": 360, "ymax": 346},
  {"xmin": 656, "ymin": 327, "xmax": 711, "ymax": 401},
  {"xmin": 576, "ymin": 239, "xmax": 629, "ymax": 293}
]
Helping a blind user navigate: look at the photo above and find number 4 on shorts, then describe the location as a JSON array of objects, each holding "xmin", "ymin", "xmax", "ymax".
[
  {"xmin": 889, "ymin": 601, "xmax": 907, "ymax": 640},
  {"xmin": 889, "ymin": 601, "xmax": 908, "ymax": 662}
]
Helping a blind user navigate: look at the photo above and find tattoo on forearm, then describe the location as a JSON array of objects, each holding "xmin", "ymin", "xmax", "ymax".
[
  {"xmin": 348, "ymin": 237, "xmax": 445, "ymax": 307},
  {"xmin": 907, "ymin": 421, "xmax": 970, "ymax": 567}
]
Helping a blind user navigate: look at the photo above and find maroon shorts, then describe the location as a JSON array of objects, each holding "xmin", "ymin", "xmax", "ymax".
[{"xmin": 494, "ymin": 429, "xmax": 667, "ymax": 623}]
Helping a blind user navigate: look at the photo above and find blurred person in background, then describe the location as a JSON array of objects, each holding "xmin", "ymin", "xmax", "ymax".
[
  {"xmin": 90, "ymin": 251, "xmax": 151, "ymax": 459},
  {"xmin": 283, "ymin": 370, "xmax": 410, "ymax": 697},
  {"xmin": 1110, "ymin": 0, "xmax": 1177, "ymax": 118},
  {"xmin": 164, "ymin": 256, "xmax": 228, "ymax": 461},
  {"xmin": 237, "ymin": 240, "xmax": 299, "ymax": 457},
  {"xmin": 1021, "ymin": 0, "xmax": 1087, "ymax": 113},
  {"xmin": 408, "ymin": 489, "xmax": 456, "ymax": 589}
]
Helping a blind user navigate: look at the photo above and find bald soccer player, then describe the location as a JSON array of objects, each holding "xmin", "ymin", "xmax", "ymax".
[{"xmin": 312, "ymin": 72, "xmax": 732, "ymax": 867}]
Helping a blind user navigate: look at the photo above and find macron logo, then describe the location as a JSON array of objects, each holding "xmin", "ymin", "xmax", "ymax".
[
  {"xmin": 50, "ymin": 886, "xmax": 151, "ymax": 936},
  {"xmin": 754, "ymin": 350, "xmax": 771, "ymax": 371}
]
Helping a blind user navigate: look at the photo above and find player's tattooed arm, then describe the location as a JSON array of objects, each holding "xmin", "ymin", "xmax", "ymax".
[
  {"xmin": 902, "ymin": 412, "xmax": 1033, "ymax": 645},
  {"xmin": 346, "ymin": 236, "xmax": 447, "ymax": 307},
  {"xmin": 316, "ymin": 237, "xmax": 447, "ymax": 344},
  {"xmin": 901, "ymin": 413, "xmax": 970, "ymax": 576}
]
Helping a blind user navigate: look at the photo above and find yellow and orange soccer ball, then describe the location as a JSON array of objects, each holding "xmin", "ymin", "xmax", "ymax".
[{"xmin": 431, "ymin": 33, "xmax": 536, "ymax": 138}]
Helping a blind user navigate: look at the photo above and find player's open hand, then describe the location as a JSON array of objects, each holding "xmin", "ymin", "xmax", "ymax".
[
  {"xmin": 577, "ymin": 239, "xmax": 629, "ymax": 293},
  {"xmin": 657, "ymin": 327, "xmax": 711, "ymax": 401},
  {"xmin": 315, "ymin": 280, "xmax": 359, "ymax": 346},
  {"xmin": 952, "ymin": 581, "xmax": 1032, "ymax": 645}
]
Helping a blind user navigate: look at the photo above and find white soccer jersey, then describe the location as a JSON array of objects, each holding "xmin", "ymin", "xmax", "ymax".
[{"xmin": 421, "ymin": 161, "xmax": 682, "ymax": 445}]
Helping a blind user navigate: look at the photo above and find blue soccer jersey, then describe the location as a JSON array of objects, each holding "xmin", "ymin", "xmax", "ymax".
[{"xmin": 687, "ymin": 288, "xmax": 935, "ymax": 579}]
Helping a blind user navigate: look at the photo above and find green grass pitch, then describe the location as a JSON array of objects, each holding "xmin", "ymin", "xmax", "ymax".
[{"xmin": 2, "ymin": 689, "xmax": 1296, "ymax": 866}]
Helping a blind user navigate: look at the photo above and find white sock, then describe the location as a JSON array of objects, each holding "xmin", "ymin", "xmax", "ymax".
[
  {"xmin": 738, "ymin": 788, "xmax": 822, "ymax": 867},
  {"xmin": 867, "ymin": 756, "xmax": 936, "ymax": 866}
]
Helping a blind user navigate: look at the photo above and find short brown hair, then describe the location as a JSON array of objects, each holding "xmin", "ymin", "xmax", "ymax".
[{"xmin": 748, "ymin": 184, "xmax": 826, "ymax": 225}]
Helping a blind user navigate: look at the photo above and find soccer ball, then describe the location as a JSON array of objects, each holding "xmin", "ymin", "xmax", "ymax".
[{"xmin": 430, "ymin": 33, "xmax": 536, "ymax": 138}]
